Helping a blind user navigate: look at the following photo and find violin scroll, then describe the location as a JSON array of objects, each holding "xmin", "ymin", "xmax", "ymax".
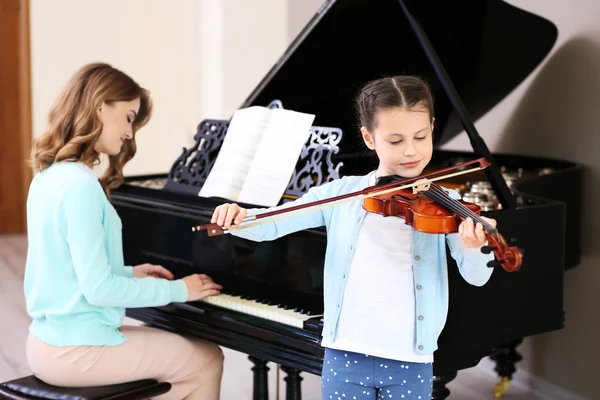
[{"xmin": 484, "ymin": 233, "xmax": 523, "ymax": 272}]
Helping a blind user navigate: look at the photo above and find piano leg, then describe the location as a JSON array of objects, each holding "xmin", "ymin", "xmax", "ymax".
[
  {"xmin": 249, "ymin": 356, "xmax": 270, "ymax": 400},
  {"xmin": 432, "ymin": 372, "xmax": 457, "ymax": 400},
  {"xmin": 490, "ymin": 338, "xmax": 524, "ymax": 398},
  {"xmin": 281, "ymin": 366, "xmax": 303, "ymax": 400}
]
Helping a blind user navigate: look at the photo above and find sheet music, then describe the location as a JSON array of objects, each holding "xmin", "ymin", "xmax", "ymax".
[
  {"xmin": 198, "ymin": 106, "xmax": 271, "ymax": 200},
  {"xmin": 237, "ymin": 108, "xmax": 314, "ymax": 207}
]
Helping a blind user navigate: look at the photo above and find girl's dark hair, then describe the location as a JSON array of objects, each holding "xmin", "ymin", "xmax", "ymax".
[{"xmin": 356, "ymin": 75, "xmax": 434, "ymax": 132}]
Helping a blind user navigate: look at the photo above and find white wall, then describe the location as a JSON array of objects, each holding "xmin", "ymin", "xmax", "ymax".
[
  {"xmin": 287, "ymin": 0, "xmax": 324, "ymax": 43},
  {"xmin": 30, "ymin": 0, "xmax": 287, "ymax": 177},
  {"xmin": 30, "ymin": 0, "xmax": 200, "ymax": 176}
]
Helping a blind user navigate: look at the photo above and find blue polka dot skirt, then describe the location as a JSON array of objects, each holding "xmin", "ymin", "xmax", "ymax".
[{"xmin": 321, "ymin": 348, "xmax": 433, "ymax": 400}]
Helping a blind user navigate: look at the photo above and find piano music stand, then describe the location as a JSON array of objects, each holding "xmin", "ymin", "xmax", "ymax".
[{"xmin": 164, "ymin": 100, "xmax": 345, "ymax": 203}]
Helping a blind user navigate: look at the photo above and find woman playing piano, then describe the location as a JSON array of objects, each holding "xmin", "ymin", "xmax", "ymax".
[
  {"xmin": 23, "ymin": 63, "xmax": 224, "ymax": 400},
  {"xmin": 211, "ymin": 75, "xmax": 496, "ymax": 399}
]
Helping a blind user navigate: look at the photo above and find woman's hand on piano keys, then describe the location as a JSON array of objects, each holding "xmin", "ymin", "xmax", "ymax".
[
  {"xmin": 182, "ymin": 273, "xmax": 223, "ymax": 302},
  {"xmin": 211, "ymin": 203, "xmax": 247, "ymax": 229}
]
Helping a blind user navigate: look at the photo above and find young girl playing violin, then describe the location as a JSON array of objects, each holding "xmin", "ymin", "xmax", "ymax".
[{"xmin": 211, "ymin": 75, "xmax": 496, "ymax": 400}]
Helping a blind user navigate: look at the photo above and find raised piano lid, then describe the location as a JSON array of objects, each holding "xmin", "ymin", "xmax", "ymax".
[
  {"xmin": 242, "ymin": 0, "xmax": 557, "ymax": 150},
  {"xmin": 234, "ymin": 0, "xmax": 581, "ymax": 267}
]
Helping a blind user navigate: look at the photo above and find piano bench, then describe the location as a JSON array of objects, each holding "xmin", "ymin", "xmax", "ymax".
[{"xmin": 0, "ymin": 375, "xmax": 171, "ymax": 400}]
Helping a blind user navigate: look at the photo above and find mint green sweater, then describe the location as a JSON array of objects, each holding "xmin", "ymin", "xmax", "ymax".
[{"xmin": 24, "ymin": 162, "xmax": 188, "ymax": 346}]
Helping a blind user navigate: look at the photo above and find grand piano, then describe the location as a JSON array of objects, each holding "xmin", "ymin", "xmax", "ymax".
[{"xmin": 109, "ymin": 0, "xmax": 583, "ymax": 398}]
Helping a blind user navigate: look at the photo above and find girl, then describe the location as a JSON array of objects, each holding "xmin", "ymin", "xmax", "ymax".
[
  {"xmin": 211, "ymin": 75, "xmax": 496, "ymax": 399},
  {"xmin": 24, "ymin": 63, "xmax": 224, "ymax": 400}
]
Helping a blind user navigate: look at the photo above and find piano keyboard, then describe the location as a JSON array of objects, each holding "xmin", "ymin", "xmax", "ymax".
[{"xmin": 201, "ymin": 294, "xmax": 322, "ymax": 328}]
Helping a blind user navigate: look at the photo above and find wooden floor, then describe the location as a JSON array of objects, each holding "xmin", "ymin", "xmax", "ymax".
[{"xmin": 0, "ymin": 234, "xmax": 546, "ymax": 399}]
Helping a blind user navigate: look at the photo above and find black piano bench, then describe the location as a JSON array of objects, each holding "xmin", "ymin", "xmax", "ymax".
[{"xmin": 0, "ymin": 375, "xmax": 171, "ymax": 400}]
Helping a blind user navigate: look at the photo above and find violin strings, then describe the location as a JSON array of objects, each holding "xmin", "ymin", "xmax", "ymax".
[
  {"xmin": 424, "ymin": 184, "xmax": 498, "ymax": 235},
  {"xmin": 426, "ymin": 186, "xmax": 494, "ymax": 231},
  {"xmin": 427, "ymin": 192, "xmax": 499, "ymax": 239}
]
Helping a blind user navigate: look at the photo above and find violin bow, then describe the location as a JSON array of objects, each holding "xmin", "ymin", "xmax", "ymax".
[{"xmin": 193, "ymin": 157, "xmax": 490, "ymax": 236}]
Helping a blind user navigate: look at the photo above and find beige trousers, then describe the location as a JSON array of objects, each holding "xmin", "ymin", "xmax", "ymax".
[{"xmin": 26, "ymin": 325, "xmax": 224, "ymax": 400}]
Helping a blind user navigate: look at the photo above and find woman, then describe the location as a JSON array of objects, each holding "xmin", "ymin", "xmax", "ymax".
[{"xmin": 24, "ymin": 62, "xmax": 223, "ymax": 400}]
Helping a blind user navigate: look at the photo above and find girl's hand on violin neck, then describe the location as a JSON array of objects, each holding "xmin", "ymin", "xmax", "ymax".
[
  {"xmin": 211, "ymin": 203, "xmax": 247, "ymax": 229},
  {"xmin": 458, "ymin": 216, "xmax": 497, "ymax": 248}
]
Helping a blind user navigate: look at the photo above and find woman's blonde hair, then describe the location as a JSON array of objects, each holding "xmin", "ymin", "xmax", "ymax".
[{"xmin": 30, "ymin": 62, "xmax": 152, "ymax": 194}]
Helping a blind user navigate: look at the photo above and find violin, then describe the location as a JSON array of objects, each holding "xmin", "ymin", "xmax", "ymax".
[
  {"xmin": 364, "ymin": 179, "xmax": 522, "ymax": 272},
  {"xmin": 194, "ymin": 157, "xmax": 523, "ymax": 272}
]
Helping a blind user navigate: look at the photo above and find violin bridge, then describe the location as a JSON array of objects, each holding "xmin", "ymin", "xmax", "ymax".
[{"xmin": 412, "ymin": 178, "xmax": 431, "ymax": 193}]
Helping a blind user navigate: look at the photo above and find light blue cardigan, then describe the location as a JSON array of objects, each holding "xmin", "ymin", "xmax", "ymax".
[{"xmin": 24, "ymin": 162, "xmax": 188, "ymax": 346}]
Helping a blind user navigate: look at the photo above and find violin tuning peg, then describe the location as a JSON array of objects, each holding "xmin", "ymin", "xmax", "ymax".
[
  {"xmin": 481, "ymin": 245, "xmax": 497, "ymax": 255},
  {"xmin": 487, "ymin": 260, "xmax": 504, "ymax": 269},
  {"xmin": 519, "ymin": 247, "xmax": 525, "ymax": 255},
  {"xmin": 509, "ymin": 237, "xmax": 518, "ymax": 244}
]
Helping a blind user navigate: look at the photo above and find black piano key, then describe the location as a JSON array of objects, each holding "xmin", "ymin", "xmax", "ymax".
[{"xmin": 303, "ymin": 316, "xmax": 324, "ymax": 332}]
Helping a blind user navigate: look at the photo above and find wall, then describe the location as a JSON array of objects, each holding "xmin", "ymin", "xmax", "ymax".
[
  {"xmin": 30, "ymin": 0, "xmax": 200, "ymax": 176},
  {"xmin": 29, "ymin": 0, "xmax": 287, "ymax": 177},
  {"xmin": 287, "ymin": 0, "xmax": 324, "ymax": 42}
]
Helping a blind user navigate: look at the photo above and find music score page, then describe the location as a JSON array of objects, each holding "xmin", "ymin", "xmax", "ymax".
[{"xmin": 198, "ymin": 106, "xmax": 314, "ymax": 207}]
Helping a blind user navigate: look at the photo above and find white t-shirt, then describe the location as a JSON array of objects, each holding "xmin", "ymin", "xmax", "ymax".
[{"xmin": 321, "ymin": 174, "xmax": 434, "ymax": 363}]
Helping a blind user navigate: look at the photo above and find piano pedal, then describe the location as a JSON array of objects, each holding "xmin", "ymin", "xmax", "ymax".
[{"xmin": 493, "ymin": 376, "xmax": 510, "ymax": 398}]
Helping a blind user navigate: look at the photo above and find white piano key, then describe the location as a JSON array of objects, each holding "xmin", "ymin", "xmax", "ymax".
[{"xmin": 201, "ymin": 294, "xmax": 322, "ymax": 328}]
